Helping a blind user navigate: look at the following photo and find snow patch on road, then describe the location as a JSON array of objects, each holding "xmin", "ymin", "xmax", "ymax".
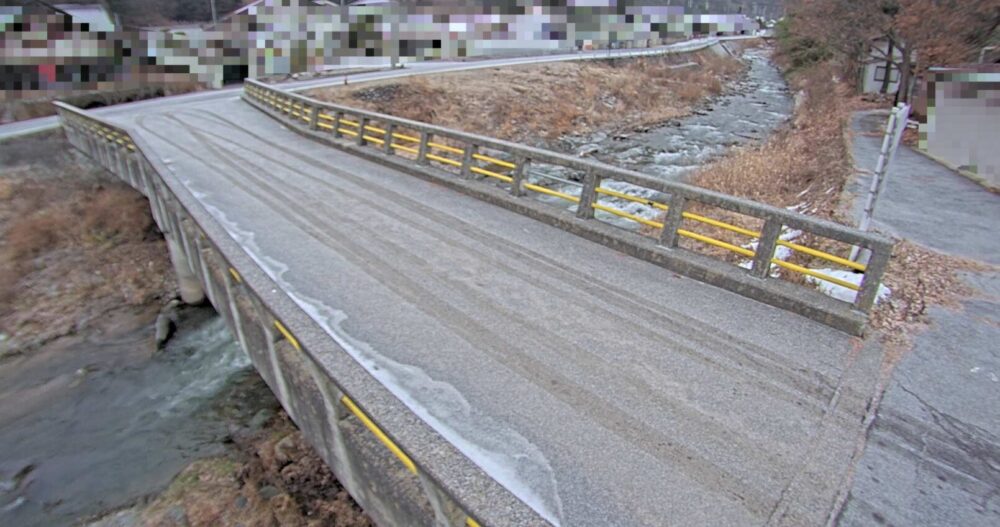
[{"xmin": 805, "ymin": 268, "xmax": 891, "ymax": 304}]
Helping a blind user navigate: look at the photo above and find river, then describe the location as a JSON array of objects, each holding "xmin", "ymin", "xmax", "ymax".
[
  {"xmin": 529, "ymin": 46, "xmax": 793, "ymax": 227},
  {"xmin": 0, "ymin": 307, "xmax": 273, "ymax": 527}
]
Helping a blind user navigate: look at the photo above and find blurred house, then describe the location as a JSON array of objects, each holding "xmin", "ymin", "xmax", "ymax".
[
  {"xmin": 920, "ymin": 64, "xmax": 1000, "ymax": 188},
  {"xmin": 861, "ymin": 37, "xmax": 903, "ymax": 95}
]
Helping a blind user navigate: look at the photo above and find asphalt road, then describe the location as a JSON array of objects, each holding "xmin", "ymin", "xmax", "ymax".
[
  {"xmin": 840, "ymin": 111, "xmax": 1000, "ymax": 527},
  {"xmin": 99, "ymin": 96, "xmax": 885, "ymax": 526}
]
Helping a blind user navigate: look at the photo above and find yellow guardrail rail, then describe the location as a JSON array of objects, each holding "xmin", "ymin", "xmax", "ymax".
[
  {"xmin": 243, "ymin": 79, "xmax": 894, "ymax": 312},
  {"xmin": 268, "ymin": 316, "xmax": 485, "ymax": 526},
  {"xmin": 58, "ymin": 96, "xmax": 496, "ymax": 527}
]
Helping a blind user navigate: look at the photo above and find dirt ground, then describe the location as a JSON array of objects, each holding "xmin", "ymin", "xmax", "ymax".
[
  {"xmin": 308, "ymin": 48, "xmax": 745, "ymax": 145},
  {"xmin": 99, "ymin": 410, "xmax": 373, "ymax": 527}
]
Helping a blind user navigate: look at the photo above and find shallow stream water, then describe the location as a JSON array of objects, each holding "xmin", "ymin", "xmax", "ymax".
[
  {"xmin": 568, "ymin": 47, "xmax": 793, "ymax": 180},
  {"xmin": 527, "ymin": 47, "xmax": 793, "ymax": 226},
  {"xmin": 0, "ymin": 308, "xmax": 268, "ymax": 527}
]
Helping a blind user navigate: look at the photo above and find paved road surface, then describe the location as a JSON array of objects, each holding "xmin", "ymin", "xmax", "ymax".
[
  {"xmin": 97, "ymin": 95, "xmax": 885, "ymax": 526},
  {"xmin": 840, "ymin": 111, "xmax": 1000, "ymax": 526}
]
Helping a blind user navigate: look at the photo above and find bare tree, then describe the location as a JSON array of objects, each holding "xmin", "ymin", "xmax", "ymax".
[{"xmin": 785, "ymin": 0, "xmax": 999, "ymax": 102}]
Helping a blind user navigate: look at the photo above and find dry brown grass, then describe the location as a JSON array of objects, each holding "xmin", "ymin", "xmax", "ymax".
[
  {"xmin": 693, "ymin": 62, "xmax": 853, "ymax": 214},
  {"xmin": 309, "ymin": 49, "xmax": 744, "ymax": 144},
  {"xmin": 0, "ymin": 133, "xmax": 175, "ymax": 353},
  {"xmin": 681, "ymin": 61, "xmax": 984, "ymax": 345},
  {"xmin": 3, "ymin": 184, "xmax": 152, "ymax": 262}
]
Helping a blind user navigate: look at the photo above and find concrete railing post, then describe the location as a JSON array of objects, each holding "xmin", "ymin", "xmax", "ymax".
[
  {"xmin": 115, "ymin": 144, "xmax": 128, "ymax": 182},
  {"xmin": 357, "ymin": 117, "xmax": 368, "ymax": 146},
  {"xmin": 100, "ymin": 136, "xmax": 112, "ymax": 171},
  {"xmin": 333, "ymin": 112, "xmax": 344, "ymax": 138},
  {"xmin": 125, "ymin": 151, "xmax": 139, "ymax": 189},
  {"xmin": 308, "ymin": 105, "xmax": 320, "ymax": 130},
  {"xmin": 854, "ymin": 245, "xmax": 892, "ymax": 313},
  {"xmin": 461, "ymin": 144, "xmax": 477, "ymax": 178},
  {"xmin": 384, "ymin": 124, "xmax": 396, "ymax": 155},
  {"xmin": 576, "ymin": 169, "xmax": 601, "ymax": 219},
  {"xmin": 659, "ymin": 193, "xmax": 687, "ymax": 248},
  {"xmin": 750, "ymin": 218, "xmax": 782, "ymax": 279},
  {"xmin": 511, "ymin": 156, "xmax": 529, "ymax": 197},
  {"xmin": 417, "ymin": 132, "xmax": 430, "ymax": 164}
]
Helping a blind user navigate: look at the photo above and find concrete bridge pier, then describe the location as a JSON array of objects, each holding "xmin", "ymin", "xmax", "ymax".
[{"xmin": 166, "ymin": 237, "xmax": 206, "ymax": 305}]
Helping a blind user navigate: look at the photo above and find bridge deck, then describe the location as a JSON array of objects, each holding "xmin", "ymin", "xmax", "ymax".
[{"xmin": 109, "ymin": 98, "xmax": 883, "ymax": 526}]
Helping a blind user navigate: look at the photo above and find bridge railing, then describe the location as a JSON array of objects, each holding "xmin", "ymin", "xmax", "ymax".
[
  {"xmin": 244, "ymin": 79, "xmax": 893, "ymax": 329},
  {"xmin": 52, "ymin": 100, "xmax": 529, "ymax": 527}
]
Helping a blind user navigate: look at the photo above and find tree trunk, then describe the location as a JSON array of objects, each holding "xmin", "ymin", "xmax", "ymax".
[{"xmin": 880, "ymin": 37, "xmax": 895, "ymax": 94}]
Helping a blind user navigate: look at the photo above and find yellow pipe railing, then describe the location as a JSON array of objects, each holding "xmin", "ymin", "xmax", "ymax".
[{"xmin": 254, "ymin": 87, "xmax": 867, "ymax": 294}]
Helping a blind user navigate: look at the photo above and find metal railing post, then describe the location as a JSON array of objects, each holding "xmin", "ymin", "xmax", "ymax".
[
  {"xmin": 854, "ymin": 245, "xmax": 892, "ymax": 312},
  {"xmin": 750, "ymin": 218, "xmax": 782, "ymax": 279},
  {"xmin": 461, "ymin": 144, "xmax": 477, "ymax": 178},
  {"xmin": 384, "ymin": 124, "xmax": 396, "ymax": 154},
  {"xmin": 510, "ymin": 156, "xmax": 529, "ymax": 197},
  {"xmin": 417, "ymin": 132, "xmax": 430, "ymax": 164},
  {"xmin": 576, "ymin": 169, "xmax": 600, "ymax": 219},
  {"xmin": 357, "ymin": 117, "xmax": 368, "ymax": 146},
  {"xmin": 659, "ymin": 193, "xmax": 687, "ymax": 248}
]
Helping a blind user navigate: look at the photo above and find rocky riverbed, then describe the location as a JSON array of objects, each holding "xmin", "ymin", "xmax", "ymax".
[{"xmin": 561, "ymin": 47, "xmax": 792, "ymax": 181}]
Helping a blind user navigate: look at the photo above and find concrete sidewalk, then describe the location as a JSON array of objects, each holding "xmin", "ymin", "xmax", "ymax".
[{"xmin": 839, "ymin": 111, "xmax": 1000, "ymax": 526}]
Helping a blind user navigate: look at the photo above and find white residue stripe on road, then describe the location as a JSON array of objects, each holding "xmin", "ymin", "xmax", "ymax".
[{"xmin": 194, "ymin": 193, "xmax": 565, "ymax": 526}]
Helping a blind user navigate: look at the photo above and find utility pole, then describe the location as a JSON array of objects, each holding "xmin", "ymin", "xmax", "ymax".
[
  {"xmin": 389, "ymin": 1, "xmax": 400, "ymax": 69},
  {"xmin": 210, "ymin": 0, "xmax": 218, "ymax": 26},
  {"xmin": 851, "ymin": 102, "xmax": 911, "ymax": 263}
]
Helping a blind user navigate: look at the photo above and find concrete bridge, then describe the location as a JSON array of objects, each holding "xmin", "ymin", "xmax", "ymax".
[{"xmin": 52, "ymin": 69, "xmax": 893, "ymax": 526}]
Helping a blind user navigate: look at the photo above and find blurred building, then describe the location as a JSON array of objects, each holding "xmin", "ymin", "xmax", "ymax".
[{"xmin": 920, "ymin": 65, "xmax": 1000, "ymax": 188}]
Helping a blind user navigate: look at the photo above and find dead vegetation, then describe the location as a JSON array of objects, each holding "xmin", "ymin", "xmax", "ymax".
[
  {"xmin": 872, "ymin": 241, "xmax": 988, "ymax": 348},
  {"xmin": 686, "ymin": 60, "xmax": 980, "ymax": 343},
  {"xmin": 309, "ymin": 49, "xmax": 744, "ymax": 144},
  {"xmin": 121, "ymin": 410, "xmax": 371, "ymax": 527},
  {"xmin": 0, "ymin": 132, "xmax": 176, "ymax": 355},
  {"xmin": 692, "ymin": 62, "xmax": 853, "ymax": 214}
]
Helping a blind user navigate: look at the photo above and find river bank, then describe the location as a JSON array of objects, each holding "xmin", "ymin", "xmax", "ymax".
[{"xmin": 0, "ymin": 132, "xmax": 370, "ymax": 526}]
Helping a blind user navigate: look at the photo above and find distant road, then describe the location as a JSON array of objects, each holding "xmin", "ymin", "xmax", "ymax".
[{"xmin": 0, "ymin": 36, "xmax": 751, "ymax": 140}]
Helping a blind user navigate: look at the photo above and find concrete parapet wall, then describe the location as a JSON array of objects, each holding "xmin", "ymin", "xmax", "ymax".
[
  {"xmin": 54, "ymin": 102, "xmax": 548, "ymax": 527},
  {"xmin": 242, "ymin": 80, "xmax": 894, "ymax": 336}
]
